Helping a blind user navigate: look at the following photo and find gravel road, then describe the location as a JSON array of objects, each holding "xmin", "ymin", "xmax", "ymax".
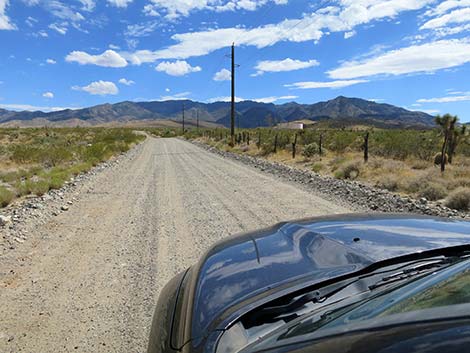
[{"xmin": 0, "ymin": 137, "xmax": 351, "ymax": 353}]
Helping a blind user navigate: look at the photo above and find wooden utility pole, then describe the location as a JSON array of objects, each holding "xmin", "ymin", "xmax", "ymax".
[
  {"xmin": 292, "ymin": 133, "xmax": 298, "ymax": 159},
  {"xmin": 182, "ymin": 103, "xmax": 185, "ymax": 134},
  {"xmin": 364, "ymin": 131, "xmax": 369, "ymax": 163},
  {"xmin": 230, "ymin": 43, "xmax": 235, "ymax": 146},
  {"xmin": 196, "ymin": 110, "xmax": 199, "ymax": 131}
]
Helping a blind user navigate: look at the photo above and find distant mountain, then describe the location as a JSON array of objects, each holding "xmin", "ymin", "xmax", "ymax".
[{"xmin": 0, "ymin": 96, "xmax": 436, "ymax": 128}]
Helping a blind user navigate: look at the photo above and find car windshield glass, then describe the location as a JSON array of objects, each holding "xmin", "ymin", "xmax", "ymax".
[{"xmin": 258, "ymin": 258, "xmax": 470, "ymax": 345}]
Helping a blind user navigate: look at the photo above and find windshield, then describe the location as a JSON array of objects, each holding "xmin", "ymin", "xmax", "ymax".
[{"xmin": 245, "ymin": 257, "xmax": 470, "ymax": 350}]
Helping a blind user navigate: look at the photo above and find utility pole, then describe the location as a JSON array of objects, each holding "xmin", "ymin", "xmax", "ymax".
[
  {"xmin": 196, "ymin": 109, "xmax": 199, "ymax": 131},
  {"xmin": 182, "ymin": 102, "xmax": 185, "ymax": 134},
  {"xmin": 230, "ymin": 42, "xmax": 235, "ymax": 146}
]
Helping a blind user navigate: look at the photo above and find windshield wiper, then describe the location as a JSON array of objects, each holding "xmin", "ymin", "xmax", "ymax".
[
  {"xmin": 368, "ymin": 257, "xmax": 456, "ymax": 290},
  {"xmin": 244, "ymin": 254, "xmax": 465, "ymax": 329}
]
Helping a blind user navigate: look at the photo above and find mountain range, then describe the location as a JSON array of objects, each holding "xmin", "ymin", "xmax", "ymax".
[{"xmin": 0, "ymin": 96, "xmax": 435, "ymax": 129}]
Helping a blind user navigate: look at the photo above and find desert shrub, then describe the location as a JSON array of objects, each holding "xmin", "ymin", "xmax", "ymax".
[
  {"xmin": 41, "ymin": 147, "xmax": 73, "ymax": 167},
  {"xmin": 328, "ymin": 156, "xmax": 346, "ymax": 171},
  {"xmin": 302, "ymin": 143, "xmax": 318, "ymax": 157},
  {"xmin": 0, "ymin": 186, "xmax": 14, "ymax": 207},
  {"xmin": 445, "ymin": 187, "xmax": 470, "ymax": 211},
  {"xmin": 160, "ymin": 129, "xmax": 177, "ymax": 138},
  {"xmin": 411, "ymin": 160, "xmax": 430, "ymax": 170},
  {"xmin": 418, "ymin": 183, "xmax": 448, "ymax": 201},
  {"xmin": 433, "ymin": 153, "xmax": 448, "ymax": 166},
  {"xmin": 447, "ymin": 177, "xmax": 470, "ymax": 189},
  {"xmin": 260, "ymin": 142, "xmax": 274, "ymax": 156},
  {"xmin": 311, "ymin": 163, "xmax": 323, "ymax": 173},
  {"xmin": 376, "ymin": 176, "xmax": 399, "ymax": 192},
  {"xmin": 14, "ymin": 181, "xmax": 32, "ymax": 197},
  {"xmin": 83, "ymin": 143, "xmax": 109, "ymax": 165},
  {"xmin": 10, "ymin": 145, "xmax": 41, "ymax": 163},
  {"xmin": 29, "ymin": 180, "xmax": 50, "ymax": 196},
  {"xmin": 68, "ymin": 162, "xmax": 92, "ymax": 175},
  {"xmin": 335, "ymin": 162, "xmax": 361, "ymax": 180},
  {"xmin": 403, "ymin": 175, "xmax": 427, "ymax": 194}
]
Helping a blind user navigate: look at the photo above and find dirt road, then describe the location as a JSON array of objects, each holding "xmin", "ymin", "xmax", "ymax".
[{"xmin": 0, "ymin": 137, "xmax": 351, "ymax": 353}]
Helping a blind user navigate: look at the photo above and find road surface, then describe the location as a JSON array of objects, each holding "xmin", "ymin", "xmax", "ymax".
[{"xmin": 0, "ymin": 137, "xmax": 351, "ymax": 352}]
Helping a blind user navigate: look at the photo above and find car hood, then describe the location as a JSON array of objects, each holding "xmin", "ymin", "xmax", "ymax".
[{"xmin": 180, "ymin": 214, "xmax": 470, "ymax": 348}]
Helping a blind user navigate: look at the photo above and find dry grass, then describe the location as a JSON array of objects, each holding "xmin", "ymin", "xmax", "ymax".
[
  {"xmin": 197, "ymin": 135, "xmax": 470, "ymax": 209},
  {"xmin": 0, "ymin": 128, "xmax": 144, "ymax": 208}
]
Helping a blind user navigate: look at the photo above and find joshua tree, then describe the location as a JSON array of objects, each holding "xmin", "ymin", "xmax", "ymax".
[{"xmin": 435, "ymin": 114, "xmax": 458, "ymax": 172}]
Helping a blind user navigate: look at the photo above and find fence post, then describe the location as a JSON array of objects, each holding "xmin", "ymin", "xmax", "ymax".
[
  {"xmin": 364, "ymin": 132, "xmax": 369, "ymax": 163},
  {"xmin": 257, "ymin": 131, "xmax": 261, "ymax": 149},
  {"xmin": 247, "ymin": 132, "xmax": 250, "ymax": 145},
  {"xmin": 319, "ymin": 133, "xmax": 323, "ymax": 157},
  {"xmin": 274, "ymin": 133, "xmax": 278, "ymax": 153},
  {"xmin": 292, "ymin": 133, "xmax": 297, "ymax": 159}
]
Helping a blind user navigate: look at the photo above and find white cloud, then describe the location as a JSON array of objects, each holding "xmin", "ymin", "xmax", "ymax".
[
  {"xmin": 207, "ymin": 96, "xmax": 245, "ymax": 103},
  {"xmin": 159, "ymin": 91, "xmax": 191, "ymax": 100},
  {"xmin": 144, "ymin": 0, "xmax": 287, "ymax": 20},
  {"xmin": 207, "ymin": 94, "xmax": 297, "ymax": 103},
  {"xmin": 0, "ymin": 0, "xmax": 16, "ymax": 30},
  {"xmin": 253, "ymin": 58, "xmax": 319, "ymax": 76},
  {"xmin": 40, "ymin": 1, "xmax": 85, "ymax": 22},
  {"xmin": 424, "ymin": 0, "xmax": 470, "ymax": 16},
  {"xmin": 25, "ymin": 16, "xmax": 38, "ymax": 27},
  {"xmin": 35, "ymin": 30, "xmax": 48, "ymax": 37},
  {"xmin": 421, "ymin": 7, "xmax": 470, "ymax": 29},
  {"xmin": 109, "ymin": 44, "xmax": 120, "ymax": 50},
  {"xmin": 42, "ymin": 92, "xmax": 54, "ymax": 98},
  {"xmin": 344, "ymin": 30, "xmax": 356, "ymax": 39},
  {"xmin": 125, "ymin": 22, "xmax": 159, "ymax": 37},
  {"xmin": 165, "ymin": 88, "xmax": 170, "ymax": 92},
  {"xmin": 78, "ymin": 0, "xmax": 95, "ymax": 11},
  {"xmin": 0, "ymin": 103, "xmax": 78, "ymax": 112},
  {"xmin": 49, "ymin": 23, "xmax": 67, "ymax": 35},
  {"xmin": 107, "ymin": 0, "xmax": 133, "ymax": 7},
  {"xmin": 417, "ymin": 94, "xmax": 470, "ymax": 103},
  {"xmin": 122, "ymin": 0, "xmax": 433, "ymax": 63},
  {"xmin": 419, "ymin": 109, "xmax": 440, "ymax": 114},
  {"xmin": 66, "ymin": 50, "xmax": 128, "ymax": 67},
  {"xmin": 251, "ymin": 95, "xmax": 298, "ymax": 103},
  {"xmin": 155, "ymin": 60, "xmax": 201, "ymax": 76},
  {"xmin": 328, "ymin": 39, "xmax": 470, "ymax": 79},
  {"xmin": 118, "ymin": 78, "xmax": 135, "ymax": 85},
  {"xmin": 213, "ymin": 68, "xmax": 231, "ymax": 81},
  {"xmin": 72, "ymin": 81, "xmax": 119, "ymax": 95},
  {"xmin": 46, "ymin": 58, "xmax": 56, "ymax": 64},
  {"xmin": 285, "ymin": 80, "xmax": 367, "ymax": 89}
]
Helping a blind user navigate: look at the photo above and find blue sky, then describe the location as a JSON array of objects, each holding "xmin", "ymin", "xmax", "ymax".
[{"xmin": 1, "ymin": 0, "xmax": 470, "ymax": 122}]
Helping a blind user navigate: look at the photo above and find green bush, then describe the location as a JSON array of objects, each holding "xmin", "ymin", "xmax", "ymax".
[
  {"xmin": 418, "ymin": 183, "xmax": 448, "ymax": 201},
  {"xmin": 14, "ymin": 181, "xmax": 32, "ymax": 197},
  {"xmin": 302, "ymin": 143, "xmax": 319, "ymax": 157},
  {"xmin": 376, "ymin": 176, "xmax": 399, "ymax": 192},
  {"xmin": 42, "ymin": 147, "xmax": 73, "ymax": 167},
  {"xmin": 336, "ymin": 162, "xmax": 361, "ymax": 180},
  {"xmin": 29, "ymin": 180, "xmax": 50, "ymax": 196},
  {"xmin": 445, "ymin": 187, "xmax": 470, "ymax": 211},
  {"xmin": 0, "ymin": 186, "xmax": 14, "ymax": 207},
  {"xmin": 311, "ymin": 163, "xmax": 323, "ymax": 173},
  {"xmin": 403, "ymin": 175, "xmax": 426, "ymax": 194}
]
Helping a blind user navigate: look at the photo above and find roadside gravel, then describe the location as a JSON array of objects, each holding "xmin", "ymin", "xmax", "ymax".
[
  {"xmin": 191, "ymin": 140, "xmax": 469, "ymax": 219},
  {"xmin": 0, "ymin": 137, "xmax": 352, "ymax": 353}
]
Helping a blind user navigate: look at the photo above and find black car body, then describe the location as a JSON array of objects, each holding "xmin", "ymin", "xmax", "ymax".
[{"xmin": 147, "ymin": 214, "xmax": 470, "ymax": 353}]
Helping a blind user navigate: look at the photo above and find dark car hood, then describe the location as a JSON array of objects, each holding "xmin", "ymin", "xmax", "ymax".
[{"xmin": 181, "ymin": 214, "xmax": 470, "ymax": 348}]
